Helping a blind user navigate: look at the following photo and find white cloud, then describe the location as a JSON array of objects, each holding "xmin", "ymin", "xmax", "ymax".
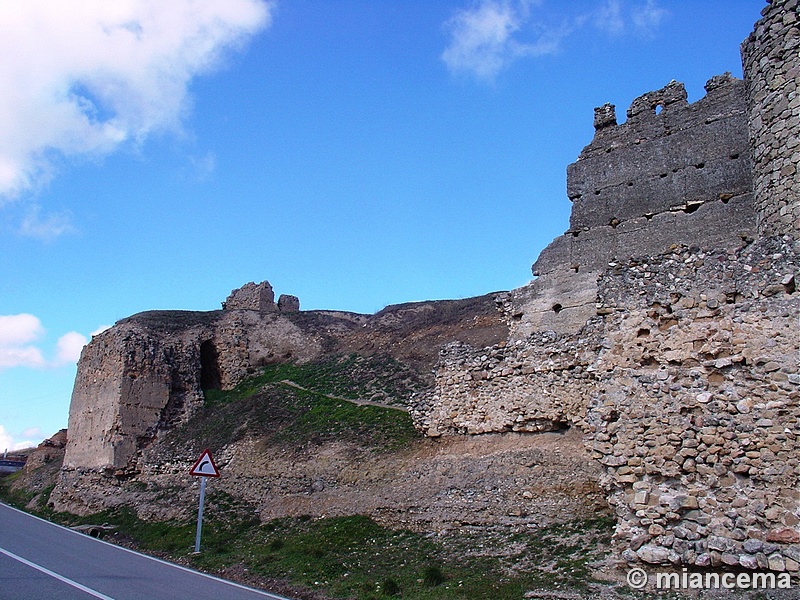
[
  {"xmin": 55, "ymin": 332, "xmax": 89, "ymax": 365},
  {"xmin": 0, "ymin": 314, "xmax": 44, "ymax": 346},
  {"xmin": 442, "ymin": 0, "xmax": 668, "ymax": 82},
  {"xmin": 0, "ymin": 314, "xmax": 46, "ymax": 369},
  {"xmin": 0, "ymin": 426, "xmax": 13, "ymax": 453},
  {"xmin": 631, "ymin": 0, "xmax": 667, "ymax": 33},
  {"xmin": 595, "ymin": 0, "xmax": 625, "ymax": 35},
  {"xmin": 0, "ymin": 314, "xmax": 99, "ymax": 370},
  {"xmin": 0, "ymin": 425, "xmax": 37, "ymax": 452},
  {"xmin": 594, "ymin": 0, "xmax": 668, "ymax": 36},
  {"xmin": 19, "ymin": 205, "xmax": 78, "ymax": 241},
  {"xmin": 0, "ymin": 0, "xmax": 274, "ymax": 200},
  {"xmin": 442, "ymin": 0, "xmax": 558, "ymax": 82},
  {"xmin": 21, "ymin": 427, "xmax": 43, "ymax": 440}
]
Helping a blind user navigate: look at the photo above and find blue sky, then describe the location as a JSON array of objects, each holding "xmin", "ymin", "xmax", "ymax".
[{"xmin": 0, "ymin": 0, "xmax": 763, "ymax": 451}]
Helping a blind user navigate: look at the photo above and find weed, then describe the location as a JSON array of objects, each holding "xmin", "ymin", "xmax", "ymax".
[
  {"xmin": 382, "ymin": 577, "xmax": 401, "ymax": 596},
  {"xmin": 269, "ymin": 538, "xmax": 285, "ymax": 551},
  {"xmin": 422, "ymin": 565, "xmax": 446, "ymax": 588}
]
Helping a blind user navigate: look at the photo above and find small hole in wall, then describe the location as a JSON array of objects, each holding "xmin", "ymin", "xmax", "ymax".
[
  {"xmin": 627, "ymin": 181, "xmax": 634, "ymax": 187},
  {"xmin": 637, "ymin": 328, "xmax": 650, "ymax": 338},
  {"xmin": 660, "ymin": 173, "xmax": 668, "ymax": 178},
  {"xmin": 683, "ymin": 202, "xmax": 702, "ymax": 214},
  {"xmin": 572, "ymin": 265, "xmax": 580, "ymax": 273},
  {"xmin": 594, "ymin": 189, "xmax": 601, "ymax": 195},
  {"xmin": 552, "ymin": 303, "xmax": 563, "ymax": 314},
  {"xmin": 655, "ymin": 104, "xmax": 664, "ymax": 115},
  {"xmin": 695, "ymin": 162, "xmax": 705, "ymax": 169},
  {"xmin": 730, "ymin": 153, "xmax": 740, "ymax": 159}
]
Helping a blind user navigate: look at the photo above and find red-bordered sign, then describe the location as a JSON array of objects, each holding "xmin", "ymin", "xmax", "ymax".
[{"xmin": 189, "ymin": 449, "xmax": 220, "ymax": 477}]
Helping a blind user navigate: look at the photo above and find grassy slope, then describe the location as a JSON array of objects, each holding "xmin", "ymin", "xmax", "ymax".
[{"xmin": 1, "ymin": 355, "xmax": 621, "ymax": 599}]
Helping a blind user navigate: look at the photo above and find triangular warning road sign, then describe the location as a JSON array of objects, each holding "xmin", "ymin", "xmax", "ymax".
[{"xmin": 189, "ymin": 449, "xmax": 220, "ymax": 477}]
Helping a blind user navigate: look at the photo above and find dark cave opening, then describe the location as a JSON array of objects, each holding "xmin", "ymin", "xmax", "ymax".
[{"xmin": 200, "ymin": 340, "xmax": 222, "ymax": 390}]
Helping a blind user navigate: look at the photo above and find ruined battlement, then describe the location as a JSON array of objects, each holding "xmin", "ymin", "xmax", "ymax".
[
  {"xmin": 222, "ymin": 281, "xmax": 300, "ymax": 313},
  {"xmin": 567, "ymin": 75, "xmax": 752, "ymax": 233},
  {"xmin": 421, "ymin": 0, "xmax": 800, "ymax": 574}
]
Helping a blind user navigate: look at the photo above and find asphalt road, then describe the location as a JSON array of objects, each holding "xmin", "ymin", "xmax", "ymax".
[{"xmin": 0, "ymin": 502, "xmax": 292, "ymax": 600}]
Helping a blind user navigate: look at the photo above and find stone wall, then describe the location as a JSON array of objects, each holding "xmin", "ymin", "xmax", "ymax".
[
  {"xmin": 420, "ymin": 237, "xmax": 800, "ymax": 571},
  {"xmin": 222, "ymin": 281, "xmax": 276, "ymax": 311},
  {"xmin": 507, "ymin": 76, "xmax": 756, "ymax": 338},
  {"xmin": 592, "ymin": 237, "xmax": 800, "ymax": 570},
  {"xmin": 64, "ymin": 309, "xmax": 327, "ymax": 471},
  {"xmin": 418, "ymin": 1, "xmax": 800, "ymax": 573},
  {"xmin": 62, "ymin": 293, "xmax": 508, "ymax": 475},
  {"xmin": 567, "ymin": 76, "xmax": 751, "ymax": 233},
  {"xmin": 742, "ymin": 0, "xmax": 800, "ymax": 236}
]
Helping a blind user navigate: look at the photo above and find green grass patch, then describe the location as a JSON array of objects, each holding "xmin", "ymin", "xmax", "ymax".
[
  {"xmin": 272, "ymin": 392, "xmax": 420, "ymax": 451},
  {"xmin": 204, "ymin": 354, "xmax": 426, "ymax": 409},
  {"xmin": 167, "ymin": 359, "xmax": 423, "ymax": 455},
  {"xmin": 186, "ymin": 511, "xmax": 615, "ymax": 599}
]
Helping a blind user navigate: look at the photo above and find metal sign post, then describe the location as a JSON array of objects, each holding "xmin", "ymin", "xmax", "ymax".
[
  {"xmin": 189, "ymin": 449, "xmax": 220, "ymax": 554},
  {"xmin": 194, "ymin": 476, "xmax": 207, "ymax": 553}
]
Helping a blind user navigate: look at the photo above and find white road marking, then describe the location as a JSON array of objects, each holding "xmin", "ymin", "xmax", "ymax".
[
  {"xmin": 1, "ymin": 503, "xmax": 292, "ymax": 599},
  {"xmin": 0, "ymin": 546, "xmax": 117, "ymax": 600}
]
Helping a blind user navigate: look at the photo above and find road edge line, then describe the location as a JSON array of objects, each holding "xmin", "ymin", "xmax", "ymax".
[
  {"xmin": 0, "ymin": 545, "xmax": 117, "ymax": 600},
  {"xmin": 0, "ymin": 502, "xmax": 292, "ymax": 600}
]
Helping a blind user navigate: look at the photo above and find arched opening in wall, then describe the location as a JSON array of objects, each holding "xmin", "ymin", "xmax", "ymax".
[
  {"xmin": 200, "ymin": 340, "xmax": 222, "ymax": 391},
  {"xmin": 552, "ymin": 303, "xmax": 563, "ymax": 314}
]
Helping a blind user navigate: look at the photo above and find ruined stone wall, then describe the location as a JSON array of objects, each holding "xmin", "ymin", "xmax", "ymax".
[
  {"xmin": 222, "ymin": 281, "xmax": 276, "ymax": 311},
  {"xmin": 591, "ymin": 237, "xmax": 799, "ymax": 571},
  {"xmin": 508, "ymin": 76, "xmax": 756, "ymax": 338},
  {"xmin": 419, "ymin": 1, "xmax": 800, "ymax": 573},
  {"xmin": 63, "ymin": 309, "xmax": 326, "ymax": 472},
  {"xmin": 567, "ymin": 76, "xmax": 752, "ymax": 234},
  {"xmin": 66, "ymin": 319, "xmax": 211, "ymax": 471},
  {"xmin": 742, "ymin": 0, "xmax": 800, "ymax": 236},
  {"xmin": 422, "ymin": 237, "xmax": 800, "ymax": 571},
  {"xmin": 412, "ymin": 322, "xmax": 603, "ymax": 437}
]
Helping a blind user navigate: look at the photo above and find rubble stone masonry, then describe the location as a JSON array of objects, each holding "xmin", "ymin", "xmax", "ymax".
[
  {"xmin": 417, "ymin": 1, "xmax": 800, "ymax": 572},
  {"xmin": 742, "ymin": 0, "xmax": 800, "ymax": 235},
  {"xmin": 417, "ymin": 237, "xmax": 800, "ymax": 570}
]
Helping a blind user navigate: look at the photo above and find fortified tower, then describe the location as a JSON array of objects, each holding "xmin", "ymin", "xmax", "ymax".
[{"xmin": 742, "ymin": 0, "xmax": 800, "ymax": 235}]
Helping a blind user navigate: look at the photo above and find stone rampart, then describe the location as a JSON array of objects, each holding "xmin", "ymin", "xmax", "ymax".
[
  {"xmin": 742, "ymin": 0, "xmax": 800, "ymax": 236},
  {"xmin": 420, "ymin": 237, "xmax": 800, "ymax": 570},
  {"xmin": 64, "ymin": 309, "xmax": 325, "ymax": 471},
  {"xmin": 419, "ymin": 1, "xmax": 800, "ymax": 572},
  {"xmin": 567, "ymin": 75, "xmax": 752, "ymax": 233},
  {"xmin": 507, "ymin": 76, "xmax": 756, "ymax": 338},
  {"xmin": 592, "ymin": 237, "xmax": 799, "ymax": 570}
]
